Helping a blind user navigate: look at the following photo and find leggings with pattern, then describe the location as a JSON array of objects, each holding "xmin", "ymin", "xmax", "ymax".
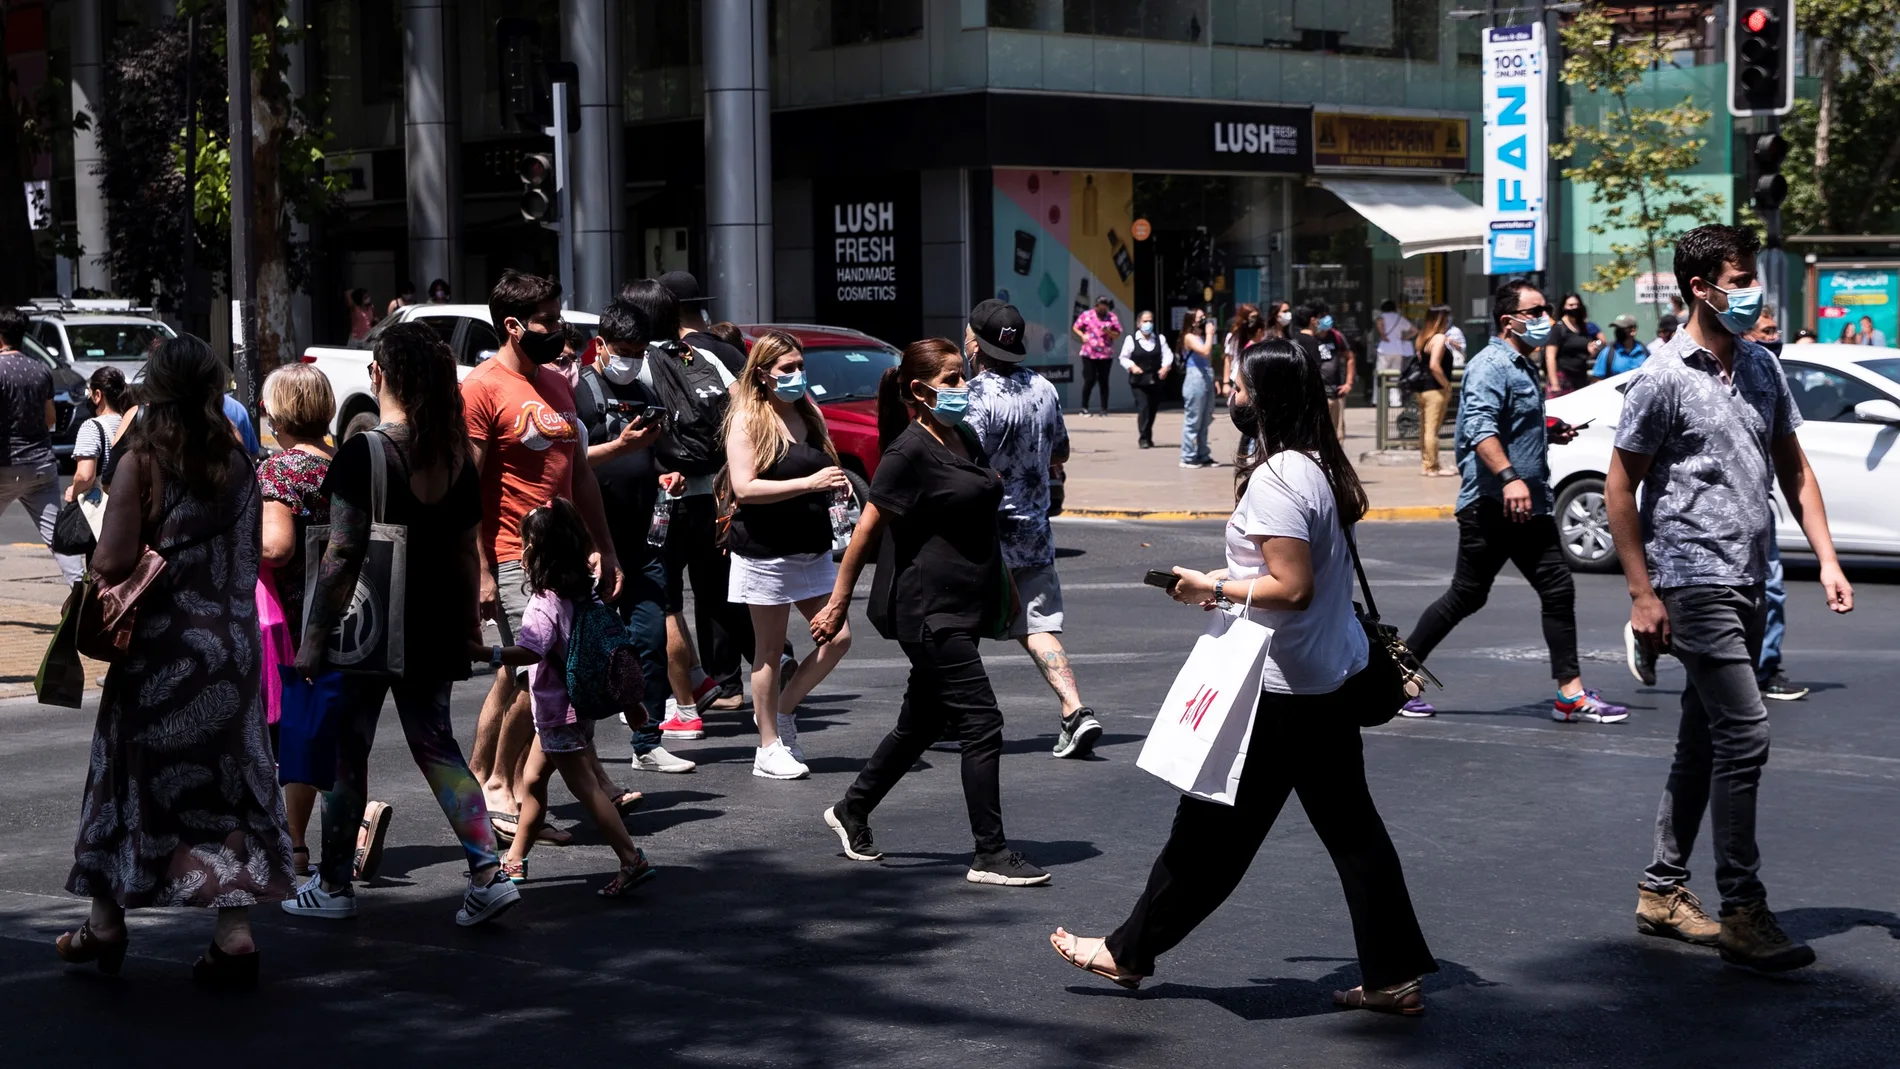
[{"xmin": 320, "ymin": 677, "xmax": 498, "ymax": 886}]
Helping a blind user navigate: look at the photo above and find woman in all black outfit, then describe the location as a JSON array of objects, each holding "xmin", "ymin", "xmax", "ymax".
[{"xmin": 810, "ymin": 338, "xmax": 1049, "ymax": 888}]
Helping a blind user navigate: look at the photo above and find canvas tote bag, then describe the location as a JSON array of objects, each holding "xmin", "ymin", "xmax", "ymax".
[
  {"xmin": 1135, "ymin": 585, "xmax": 1271, "ymax": 806},
  {"xmin": 303, "ymin": 430, "xmax": 408, "ymax": 676}
]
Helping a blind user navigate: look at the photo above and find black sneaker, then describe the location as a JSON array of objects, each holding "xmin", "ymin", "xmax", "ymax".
[
  {"xmin": 1760, "ymin": 672, "xmax": 1809, "ymax": 701},
  {"xmin": 1053, "ymin": 707, "xmax": 1103, "ymax": 758},
  {"xmin": 823, "ymin": 803, "xmax": 883, "ymax": 862},
  {"xmin": 967, "ymin": 849, "xmax": 1051, "ymax": 886}
]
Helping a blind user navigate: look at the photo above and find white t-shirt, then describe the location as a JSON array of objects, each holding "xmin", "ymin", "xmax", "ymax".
[
  {"xmin": 1376, "ymin": 312, "xmax": 1415, "ymax": 357},
  {"xmin": 1224, "ymin": 451, "xmax": 1368, "ymax": 695},
  {"xmin": 1445, "ymin": 325, "xmax": 1468, "ymax": 369}
]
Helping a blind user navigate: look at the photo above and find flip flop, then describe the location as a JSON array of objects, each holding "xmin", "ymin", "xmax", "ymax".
[
  {"xmin": 1333, "ymin": 978, "xmax": 1425, "ymax": 1016},
  {"xmin": 535, "ymin": 823, "xmax": 573, "ymax": 846},
  {"xmin": 490, "ymin": 812, "xmax": 518, "ymax": 845},
  {"xmin": 612, "ymin": 790, "xmax": 644, "ymax": 814},
  {"xmin": 1049, "ymin": 927, "xmax": 1142, "ymax": 990}
]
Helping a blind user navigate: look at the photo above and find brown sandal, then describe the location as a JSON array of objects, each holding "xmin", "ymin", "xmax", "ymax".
[
  {"xmin": 1333, "ymin": 978, "xmax": 1424, "ymax": 1016},
  {"xmin": 1049, "ymin": 927, "xmax": 1143, "ymax": 990}
]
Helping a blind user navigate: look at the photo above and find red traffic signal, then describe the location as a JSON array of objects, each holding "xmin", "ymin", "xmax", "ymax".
[
  {"xmin": 1729, "ymin": 0, "xmax": 1792, "ymax": 117},
  {"xmin": 1743, "ymin": 8, "xmax": 1768, "ymax": 33}
]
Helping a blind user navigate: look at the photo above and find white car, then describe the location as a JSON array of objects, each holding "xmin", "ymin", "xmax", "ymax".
[
  {"xmin": 1544, "ymin": 342, "xmax": 1900, "ymax": 571},
  {"xmin": 26, "ymin": 300, "xmax": 176, "ymax": 381},
  {"xmin": 299, "ymin": 303, "xmax": 598, "ymax": 440}
]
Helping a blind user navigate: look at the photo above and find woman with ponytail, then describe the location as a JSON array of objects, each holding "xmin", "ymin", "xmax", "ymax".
[
  {"xmin": 722, "ymin": 329, "xmax": 853, "ymax": 782},
  {"xmin": 809, "ymin": 338, "xmax": 1050, "ymax": 888},
  {"xmin": 286, "ymin": 321, "xmax": 519, "ymax": 927}
]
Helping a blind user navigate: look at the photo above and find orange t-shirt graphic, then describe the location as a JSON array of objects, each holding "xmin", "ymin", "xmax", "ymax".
[{"xmin": 463, "ymin": 357, "xmax": 580, "ymax": 563}]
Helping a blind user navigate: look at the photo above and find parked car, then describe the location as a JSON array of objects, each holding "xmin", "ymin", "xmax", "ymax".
[
  {"xmin": 24, "ymin": 298, "xmax": 175, "ymax": 382},
  {"xmin": 300, "ymin": 304, "xmax": 599, "ymax": 440},
  {"xmin": 1544, "ymin": 342, "xmax": 1900, "ymax": 572}
]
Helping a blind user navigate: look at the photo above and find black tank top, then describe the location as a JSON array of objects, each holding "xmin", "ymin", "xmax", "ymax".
[{"xmin": 729, "ymin": 440, "xmax": 834, "ymax": 558}]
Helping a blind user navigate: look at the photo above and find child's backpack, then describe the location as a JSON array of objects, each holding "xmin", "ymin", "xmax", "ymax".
[{"xmin": 565, "ymin": 600, "xmax": 647, "ymax": 723}]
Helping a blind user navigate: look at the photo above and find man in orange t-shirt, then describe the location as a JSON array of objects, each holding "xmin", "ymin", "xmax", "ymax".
[{"xmin": 463, "ymin": 269, "xmax": 622, "ymax": 828}]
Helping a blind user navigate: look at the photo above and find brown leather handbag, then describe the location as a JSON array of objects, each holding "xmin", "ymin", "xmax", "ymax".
[{"xmin": 76, "ymin": 548, "xmax": 167, "ymax": 663}]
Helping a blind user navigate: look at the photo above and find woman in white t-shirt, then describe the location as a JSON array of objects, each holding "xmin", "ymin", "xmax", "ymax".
[
  {"xmin": 64, "ymin": 367, "xmax": 130, "ymax": 502},
  {"xmin": 1050, "ymin": 337, "xmax": 1437, "ymax": 1015}
]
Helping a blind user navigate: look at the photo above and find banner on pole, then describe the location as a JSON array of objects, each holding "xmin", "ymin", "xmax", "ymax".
[{"xmin": 1482, "ymin": 23, "xmax": 1547, "ymax": 275}]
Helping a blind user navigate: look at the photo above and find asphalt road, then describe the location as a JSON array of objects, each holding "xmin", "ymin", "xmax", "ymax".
[{"xmin": 3, "ymin": 516, "xmax": 1899, "ymax": 1067}]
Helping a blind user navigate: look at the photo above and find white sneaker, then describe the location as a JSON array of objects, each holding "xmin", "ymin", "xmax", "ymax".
[
  {"xmin": 753, "ymin": 740, "xmax": 810, "ymax": 780},
  {"xmin": 455, "ymin": 869, "xmax": 522, "ymax": 927},
  {"xmin": 282, "ymin": 875, "xmax": 356, "ymax": 919},
  {"xmin": 777, "ymin": 713, "xmax": 803, "ymax": 762},
  {"xmin": 632, "ymin": 745, "xmax": 698, "ymax": 773}
]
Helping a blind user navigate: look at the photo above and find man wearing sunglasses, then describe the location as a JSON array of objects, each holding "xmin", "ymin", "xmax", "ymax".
[{"xmin": 1397, "ymin": 279, "xmax": 1629, "ymax": 725}]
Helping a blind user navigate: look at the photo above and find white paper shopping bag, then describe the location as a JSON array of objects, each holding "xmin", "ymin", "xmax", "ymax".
[{"xmin": 1136, "ymin": 605, "xmax": 1271, "ymax": 806}]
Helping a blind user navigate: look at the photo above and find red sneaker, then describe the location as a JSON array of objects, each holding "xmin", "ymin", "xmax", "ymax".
[{"xmin": 659, "ymin": 700, "xmax": 705, "ymax": 740}]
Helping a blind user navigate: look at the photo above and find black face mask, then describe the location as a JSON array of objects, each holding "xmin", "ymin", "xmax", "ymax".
[
  {"xmin": 1229, "ymin": 402, "xmax": 1258, "ymax": 438},
  {"xmin": 516, "ymin": 325, "xmax": 566, "ymax": 365},
  {"xmin": 1759, "ymin": 339, "xmax": 1783, "ymax": 355}
]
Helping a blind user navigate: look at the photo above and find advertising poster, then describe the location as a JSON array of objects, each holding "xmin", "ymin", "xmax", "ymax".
[
  {"xmin": 813, "ymin": 174, "xmax": 922, "ymax": 347},
  {"xmin": 1816, "ymin": 267, "xmax": 1899, "ymax": 344},
  {"xmin": 991, "ymin": 170, "xmax": 1135, "ymax": 387},
  {"xmin": 1482, "ymin": 23, "xmax": 1547, "ymax": 274}
]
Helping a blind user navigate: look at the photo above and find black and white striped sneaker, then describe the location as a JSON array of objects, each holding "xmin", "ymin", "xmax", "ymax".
[
  {"xmin": 281, "ymin": 876, "xmax": 357, "ymax": 919},
  {"xmin": 455, "ymin": 869, "xmax": 522, "ymax": 927}
]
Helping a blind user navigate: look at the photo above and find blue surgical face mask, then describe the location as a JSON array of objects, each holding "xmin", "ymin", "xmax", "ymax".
[
  {"xmin": 1139, "ymin": 321, "xmax": 1154, "ymax": 335},
  {"xmin": 927, "ymin": 385, "xmax": 970, "ymax": 426},
  {"xmin": 1706, "ymin": 283, "xmax": 1765, "ymax": 335},
  {"xmin": 1518, "ymin": 314, "xmax": 1554, "ymax": 347},
  {"xmin": 772, "ymin": 369, "xmax": 807, "ymax": 401},
  {"xmin": 1317, "ymin": 315, "xmax": 1334, "ymax": 331}
]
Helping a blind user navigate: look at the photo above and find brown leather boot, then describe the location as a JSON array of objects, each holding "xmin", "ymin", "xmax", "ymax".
[
  {"xmin": 1636, "ymin": 885, "xmax": 1722, "ymax": 946},
  {"xmin": 1719, "ymin": 901, "xmax": 1816, "ymax": 973}
]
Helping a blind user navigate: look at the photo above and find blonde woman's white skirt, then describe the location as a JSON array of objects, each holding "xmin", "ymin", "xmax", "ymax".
[{"xmin": 728, "ymin": 550, "xmax": 837, "ymax": 606}]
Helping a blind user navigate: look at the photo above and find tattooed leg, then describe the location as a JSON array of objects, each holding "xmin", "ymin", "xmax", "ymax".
[{"xmin": 1021, "ymin": 632, "xmax": 1084, "ymax": 717}]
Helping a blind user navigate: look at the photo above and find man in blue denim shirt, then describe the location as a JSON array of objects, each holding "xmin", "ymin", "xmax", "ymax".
[{"xmin": 1400, "ymin": 279, "xmax": 1628, "ymax": 724}]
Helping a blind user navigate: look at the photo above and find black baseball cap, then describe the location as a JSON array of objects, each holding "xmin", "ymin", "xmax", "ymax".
[
  {"xmin": 1657, "ymin": 314, "xmax": 1679, "ymax": 330},
  {"xmin": 969, "ymin": 299, "xmax": 1027, "ymax": 363},
  {"xmin": 656, "ymin": 271, "xmax": 710, "ymax": 304}
]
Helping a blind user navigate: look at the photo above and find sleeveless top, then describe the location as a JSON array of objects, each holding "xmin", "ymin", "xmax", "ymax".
[{"xmin": 728, "ymin": 440, "xmax": 834, "ymax": 559}]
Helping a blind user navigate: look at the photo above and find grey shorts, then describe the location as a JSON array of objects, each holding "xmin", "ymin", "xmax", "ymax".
[
  {"xmin": 537, "ymin": 717, "xmax": 595, "ymax": 755},
  {"xmin": 485, "ymin": 558, "xmax": 533, "ymax": 686},
  {"xmin": 1008, "ymin": 564, "xmax": 1065, "ymax": 638}
]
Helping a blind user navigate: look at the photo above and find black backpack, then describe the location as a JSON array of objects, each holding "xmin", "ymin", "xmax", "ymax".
[{"xmin": 644, "ymin": 340, "xmax": 731, "ymax": 477}]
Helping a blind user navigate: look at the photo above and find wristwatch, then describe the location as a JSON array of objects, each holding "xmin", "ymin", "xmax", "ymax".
[
  {"xmin": 1214, "ymin": 579, "xmax": 1232, "ymax": 608},
  {"xmin": 488, "ymin": 645, "xmax": 503, "ymax": 670},
  {"xmin": 1497, "ymin": 465, "xmax": 1521, "ymax": 484}
]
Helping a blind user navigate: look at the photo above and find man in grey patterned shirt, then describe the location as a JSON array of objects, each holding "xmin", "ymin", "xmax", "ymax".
[{"xmin": 1607, "ymin": 224, "xmax": 1854, "ymax": 974}]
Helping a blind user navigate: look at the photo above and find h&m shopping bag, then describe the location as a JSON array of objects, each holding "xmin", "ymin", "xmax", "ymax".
[
  {"xmin": 1135, "ymin": 600, "xmax": 1272, "ymax": 806},
  {"xmin": 277, "ymin": 666, "xmax": 345, "ymax": 790}
]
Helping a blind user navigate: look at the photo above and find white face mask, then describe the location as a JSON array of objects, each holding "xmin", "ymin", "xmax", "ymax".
[{"xmin": 603, "ymin": 352, "xmax": 643, "ymax": 385}]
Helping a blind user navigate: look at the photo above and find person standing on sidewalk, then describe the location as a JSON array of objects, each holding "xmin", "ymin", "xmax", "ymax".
[
  {"xmin": 1072, "ymin": 297, "xmax": 1121, "ymax": 417},
  {"xmin": 1398, "ymin": 280, "xmax": 1629, "ymax": 724},
  {"xmin": 0, "ymin": 308, "xmax": 83, "ymax": 585},
  {"xmin": 965, "ymin": 300, "xmax": 1104, "ymax": 759},
  {"xmin": 1607, "ymin": 223, "xmax": 1854, "ymax": 973},
  {"xmin": 1118, "ymin": 310, "xmax": 1173, "ymax": 449},
  {"xmin": 1291, "ymin": 301, "xmax": 1354, "ymax": 445},
  {"xmin": 1408, "ymin": 305, "xmax": 1454, "ymax": 476},
  {"xmin": 1178, "ymin": 308, "xmax": 1217, "ymax": 468}
]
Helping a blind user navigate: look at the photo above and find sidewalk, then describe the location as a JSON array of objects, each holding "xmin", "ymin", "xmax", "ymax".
[
  {"xmin": 0, "ymin": 542, "xmax": 100, "ymax": 700},
  {"xmin": 1060, "ymin": 405, "xmax": 1456, "ymax": 520}
]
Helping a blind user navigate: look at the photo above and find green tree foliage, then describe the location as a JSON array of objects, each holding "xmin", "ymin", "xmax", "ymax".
[
  {"xmin": 1783, "ymin": 0, "xmax": 1900, "ymax": 235},
  {"xmin": 1553, "ymin": 7, "xmax": 1721, "ymax": 295}
]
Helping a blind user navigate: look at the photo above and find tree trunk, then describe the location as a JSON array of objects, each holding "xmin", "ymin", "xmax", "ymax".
[
  {"xmin": 0, "ymin": 2, "xmax": 40, "ymax": 305},
  {"xmin": 250, "ymin": 0, "xmax": 292, "ymax": 376},
  {"xmin": 1815, "ymin": 40, "xmax": 1838, "ymax": 232}
]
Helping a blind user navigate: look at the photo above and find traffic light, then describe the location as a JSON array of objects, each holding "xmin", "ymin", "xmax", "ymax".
[
  {"xmin": 520, "ymin": 152, "xmax": 556, "ymax": 223},
  {"xmin": 1728, "ymin": 0, "xmax": 1794, "ymax": 117},
  {"xmin": 1751, "ymin": 133, "xmax": 1789, "ymax": 214}
]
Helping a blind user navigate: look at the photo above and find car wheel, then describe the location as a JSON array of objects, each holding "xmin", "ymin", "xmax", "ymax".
[
  {"xmin": 341, "ymin": 407, "xmax": 381, "ymax": 443},
  {"xmin": 831, "ymin": 469, "xmax": 871, "ymax": 560},
  {"xmin": 1555, "ymin": 477, "xmax": 1619, "ymax": 573}
]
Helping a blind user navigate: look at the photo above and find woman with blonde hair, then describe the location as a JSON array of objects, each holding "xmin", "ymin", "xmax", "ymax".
[
  {"xmin": 723, "ymin": 329, "xmax": 854, "ymax": 781},
  {"xmin": 1406, "ymin": 305, "xmax": 1455, "ymax": 476}
]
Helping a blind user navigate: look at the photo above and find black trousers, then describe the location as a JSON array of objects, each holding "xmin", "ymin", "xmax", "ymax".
[
  {"xmin": 1405, "ymin": 497, "xmax": 1580, "ymax": 680},
  {"xmin": 662, "ymin": 493, "xmax": 757, "ymax": 683},
  {"xmin": 1080, "ymin": 359, "xmax": 1113, "ymax": 412},
  {"xmin": 841, "ymin": 628, "xmax": 1006, "ymax": 854},
  {"xmin": 1105, "ymin": 690, "xmax": 1436, "ymax": 985},
  {"xmin": 1131, "ymin": 379, "xmax": 1161, "ymax": 444}
]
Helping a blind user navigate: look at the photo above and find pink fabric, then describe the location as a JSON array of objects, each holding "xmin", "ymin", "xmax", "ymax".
[
  {"xmin": 1073, "ymin": 308, "xmax": 1122, "ymax": 361},
  {"xmin": 257, "ymin": 568, "xmax": 295, "ymax": 725}
]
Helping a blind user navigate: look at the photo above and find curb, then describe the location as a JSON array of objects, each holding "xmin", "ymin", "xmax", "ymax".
[{"xmin": 1060, "ymin": 505, "xmax": 1454, "ymax": 522}]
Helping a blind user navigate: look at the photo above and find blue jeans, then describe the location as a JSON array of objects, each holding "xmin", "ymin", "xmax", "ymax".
[
  {"xmin": 614, "ymin": 550, "xmax": 672, "ymax": 755},
  {"xmin": 1756, "ymin": 541, "xmax": 1784, "ymax": 683},
  {"xmin": 1180, "ymin": 363, "xmax": 1214, "ymax": 464}
]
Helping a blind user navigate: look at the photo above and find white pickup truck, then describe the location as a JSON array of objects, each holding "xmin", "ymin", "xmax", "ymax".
[{"xmin": 299, "ymin": 303, "xmax": 598, "ymax": 440}]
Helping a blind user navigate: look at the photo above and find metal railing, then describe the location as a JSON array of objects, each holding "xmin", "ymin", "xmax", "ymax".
[{"xmin": 1372, "ymin": 367, "xmax": 1465, "ymax": 452}]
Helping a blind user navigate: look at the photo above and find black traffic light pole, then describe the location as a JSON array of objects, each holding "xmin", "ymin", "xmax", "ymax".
[{"xmin": 1729, "ymin": 0, "xmax": 1794, "ymax": 330}]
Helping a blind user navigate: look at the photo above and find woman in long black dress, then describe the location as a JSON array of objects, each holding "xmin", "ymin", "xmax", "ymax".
[{"xmin": 58, "ymin": 335, "xmax": 294, "ymax": 988}]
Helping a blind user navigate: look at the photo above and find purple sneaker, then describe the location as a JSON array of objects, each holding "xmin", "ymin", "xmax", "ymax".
[
  {"xmin": 1398, "ymin": 698, "xmax": 1436, "ymax": 718},
  {"xmin": 1552, "ymin": 689, "xmax": 1629, "ymax": 724}
]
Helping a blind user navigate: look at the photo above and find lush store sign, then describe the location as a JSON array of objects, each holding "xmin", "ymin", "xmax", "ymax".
[
  {"xmin": 1481, "ymin": 23, "xmax": 1548, "ymax": 274},
  {"xmin": 814, "ymin": 176, "xmax": 920, "ymax": 345}
]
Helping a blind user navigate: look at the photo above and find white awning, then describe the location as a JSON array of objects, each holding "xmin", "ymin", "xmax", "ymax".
[{"xmin": 1315, "ymin": 178, "xmax": 1486, "ymax": 258}]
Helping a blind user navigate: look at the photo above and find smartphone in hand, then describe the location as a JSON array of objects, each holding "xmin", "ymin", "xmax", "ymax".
[{"xmin": 1143, "ymin": 569, "xmax": 1181, "ymax": 593}]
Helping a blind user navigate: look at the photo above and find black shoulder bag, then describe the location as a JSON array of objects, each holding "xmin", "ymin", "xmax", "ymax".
[{"xmin": 1335, "ymin": 526, "xmax": 1440, "ymax": 726}]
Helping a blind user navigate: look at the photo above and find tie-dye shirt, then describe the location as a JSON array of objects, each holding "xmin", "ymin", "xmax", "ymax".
[{"xmin": 967, "ymin": 365, "xmax": 1069, "ymax": 569}]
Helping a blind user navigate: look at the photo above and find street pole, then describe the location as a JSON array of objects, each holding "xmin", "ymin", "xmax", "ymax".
[
  {"xmin": 551, "ymin": 79, "xmax": 574, "ymax": 312},
  {"xmin": 1762, "ymin": 113, "xmax": 1788, "ymax": 332},
  {"xmin": 181, "ymin": 13, "xmax": 197, "ymax": 335},
  {"xmin": 227, "ymin": 0, "xmax": 257, "ymax": 414}
]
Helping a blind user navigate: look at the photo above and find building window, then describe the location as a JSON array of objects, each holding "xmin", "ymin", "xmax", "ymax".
[
  {"xmin": 357, "ymin": 0, "xmax": 402, "ymax": 105},
  {"xmin": 624, "ymin": 0, "xmax": 702, "ymax": 121},
  {"xmin": 831, "ymin": 0, "xmax": 924, "ymax": 45},
  {"xmin": 1211, "ymin": 0, "xmax": 1440, "ymax": 62}
]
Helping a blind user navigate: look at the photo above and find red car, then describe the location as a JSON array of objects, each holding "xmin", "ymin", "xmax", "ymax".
[{"xmin": 736, "ymin": 322, "xmax": 896, "ymax": 491}]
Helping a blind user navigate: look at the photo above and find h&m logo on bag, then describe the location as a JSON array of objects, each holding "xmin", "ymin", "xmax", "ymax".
[{"xmin": 1180, "ymin": 684, "xmax": 1219, "ymax": 731}]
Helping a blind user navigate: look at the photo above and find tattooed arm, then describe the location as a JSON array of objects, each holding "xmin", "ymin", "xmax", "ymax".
[{"xmin": 294, "ymin": 485, "xmax": 371, "ymax": 679}]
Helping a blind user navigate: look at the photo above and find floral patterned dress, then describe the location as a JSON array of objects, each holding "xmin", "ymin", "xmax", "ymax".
[{"xmin": 67, "ymin": 453, "xmax": 295, "ymax": 909}]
